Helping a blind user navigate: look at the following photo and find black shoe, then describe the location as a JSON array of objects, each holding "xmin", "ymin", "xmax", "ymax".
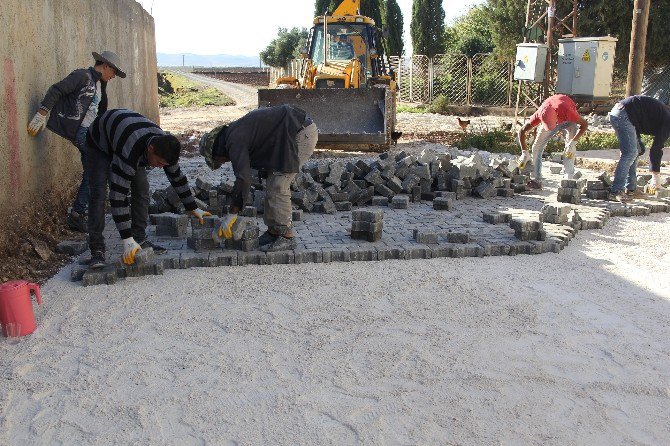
[
  {"xmin": 67, "ymin": 210, "xmax": 87, "ymax": 233},
  {"xmin": 258, "ymin": 231, "xmax": 279, "ymax": 247},
  {"xmin": 260, "ymin": 236, "xmax": 297, "ymax": 252},
  {"xmin": 89, "ymin": 251, "xmax": 106, "ymax": 269},
  {"xmin": 139, "ymin": 239, "xmax": 167, "ymax": 254}
]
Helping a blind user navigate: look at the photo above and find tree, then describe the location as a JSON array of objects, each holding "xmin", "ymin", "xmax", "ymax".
[
  {"xmin": 444, "ymin": 5, "xmax": 494, "ymax": 56},
  {"xmin": 486, "ymin": 0, "xmax": 526, "ymax": 59},
  {"xmin": 314, "ymin": 0, "xmax": 333, "ymax": 16},
  {"xmin": 383, "ymin": 0, "xmax": 404, "ymax": 56},
  {"xmin": 361, "ymin": 0, "xmax": 383, "ymax": 27},
  {"xmin": 410, "ymin": 0, "xmax": 446, "ymax": 57},
  {"xmin": 260, "ymin": 27, "xmax": 309, "ymax": 68}
]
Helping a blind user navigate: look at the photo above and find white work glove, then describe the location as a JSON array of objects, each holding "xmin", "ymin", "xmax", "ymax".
[
  {"xmin": 27, "ymin": 111, "xmax": 47, "ymax": 136},
  {"xmin": 517, "ymin": 151, "xmax": 531, "ymax": 169},
  {"xmin": 217, "ymin": 215, "xmax": 239, "ymax": 240},
  {"xmin": 644, "ymin": 172, "xmax": 663, "ymax": 194},
  {"xmin": 564, "ymin": 140, "xmax": 577, "ymax": 159},
  {"xmin": 190, "ymin": 208, "xmax": 212, "ymax": 225},
  {"xmin": 122, "ymin": 237, "xmax": 141, "ymax": 265}
]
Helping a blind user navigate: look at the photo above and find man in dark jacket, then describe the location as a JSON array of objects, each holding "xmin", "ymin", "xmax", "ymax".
[
  {"xmin": 199, "ymin": 105, "xmax": 318, "ymax": 252},
  {"xmin": 27, "ymin": 51, "xmax": 125, "ymax": 232},
  {"xmin": 608, "ymin": 95, "xmax": 669, "ymax": 201}
]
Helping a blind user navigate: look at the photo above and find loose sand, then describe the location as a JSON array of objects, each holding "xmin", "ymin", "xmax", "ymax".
[{"xmin": 1, "ymin": 213, "xmax": 668, "ymax": 444}]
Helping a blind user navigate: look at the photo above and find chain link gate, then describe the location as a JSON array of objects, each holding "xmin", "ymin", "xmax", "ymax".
[
  {"xmin": 470, "ymin": 54, "xmax": 513, "ymax": 107},
  {"xmin": 396, "ymin": 55, "xmax": 431, "ymax": 104},
  {"xmin": 432, "ymin": 54, "xmax": 469, "ymax": 105}
]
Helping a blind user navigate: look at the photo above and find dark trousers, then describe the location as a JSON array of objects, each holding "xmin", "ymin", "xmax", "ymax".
[{"xmin": 85, "ymin": 147, "xmax": 151, "ymax": 253}]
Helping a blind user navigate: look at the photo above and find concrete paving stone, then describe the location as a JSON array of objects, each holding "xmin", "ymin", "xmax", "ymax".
[
  {"xmin": 376, "ymin": 246, "xmax": 406, "ymax": 260},
  {"xmin": 134, "ymin": 247, "xmax": 155, "ymax": 264},
  {"xmin": 294, "ymin": 249, "xmax": 323, "ymax": 264},
  {"xmin": 586, "ymin": 180, "xmax": 606, "ymax": 190},
  {"xmin": 56, "ymin": 240, "xmax": 89, "ymax": 256},
  {"xmin": 179, "ymin": 253, "xmax": 210, "ymax": 269},
  {"xmin": 236, "ymin": 251, "xmax": 268, "ymax": 266},
  {"xmin": 122, "ymin": 262, "xmax": 164, "ymax": 278},
  {"xmin": 351, "ymin": 221, "xmax": 384, "ymax": 232},
  {"xmin": 159, "ymin": 253, "xmax": 181, "ymax": 269},
  {"xmin": 156, "ymin": 225, "xmax": 187, "ymax": 238},
  {"xmin": 413, "ymin": 230, "xmax": 439, "ymax": 244},
  {"xmin": 477, "ymin": 242, "xmax": 510, "ymax": 256},
  {"xmin": 656, "ymin": 189, "xmax": 670, "ymax": 199},
  {"xmin": 391, "ymin": 195, "xmax": 409, "ymax": 209},
  {"xmin": 187, "ymin": 237, "xmax": 219, "ymax": 251},
  {"xmin": 386, "ymin": 177, "xmax": 403, "ymax": 193},
  {"xmin": 462, "ymin": 243, "xmax": 485, "ymax": 257},
  {"xmin": 224, "ymin": 238, "xmax": 260, "ymax": 252},
  {"xmin": 371, "ymin": 196, "xmax": 389, "ymax": 206},
  {"xmin": 190, "ymin": 215, "xmax": 220, "ymax": 229},
  {"xmin": 265, "ymin": 251, "xmax": 295, "ymax": 265},
  {"xmin": 497, "ymin": 188, "xmax": 515, "ymax": 197},
  {"xmin": 411, "ymin": 186, "xmax": 423, "ymax": 202},
  {"xmin": 508, "ymin": 241, "xmax": 534, "ymax": 256},
  {"xmin": 349, "ymin": 247, "xmax": 378, "ymax": 261},
  {"xmin": 70, "ymin": 265, "xmax": 88, "ymax": 282},
  {"xmin": 291, "ymin": 209, "xmax": 303, "ymax": 222},
  {"xmin": 329, "ymin": 192, "xmax": 349, "ymax": 202},
  {"xmin": 352, "ymin": 209, "xmax": 384, "ymax": 223},
  {"xmin": 81, "ymin": 265, "xmax": 119, "ymax": 286},
  {"xmin": 433, "ymin": 197, "xmax": 453, "ymax": 211},
  {"xmin": 561, "ymin": 179, "xmax": 578, "ymax": 188},
  {"xmin": 405, "ymin": 245, "xmax": 433, "ymax": 260},
  {"xmin": 445, "ymin": 232, "xmax": 470, "ymax": 243},
  {"xmin": 323, "ymin": 248, "xmax": 351, "ymax": 263},
  {"xmin": 239, "ymin": 206, "xmax": 257, "ymax": 218},
  {"xmin": 350, "ymin": 230, "xmax": 383, "ymax": 242}
]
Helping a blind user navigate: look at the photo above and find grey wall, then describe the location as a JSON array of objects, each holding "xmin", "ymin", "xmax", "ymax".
[{"xmin": 0, "ymin": 0, "xmax": 158, "ymax": 220}]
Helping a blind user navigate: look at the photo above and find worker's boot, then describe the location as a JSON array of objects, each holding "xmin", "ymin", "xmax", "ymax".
[
  {"xmin": 67, "ymin": 210, "xmax": 87, "ymax": 233},
  {"xmin": 260, "ymin": 228, "xmax": 296, "ymax": 252}
]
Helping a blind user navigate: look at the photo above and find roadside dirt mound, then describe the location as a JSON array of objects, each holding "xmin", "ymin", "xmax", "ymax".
[{"xmin": 198, "ymin": 71, "xmax": 269, "ymax": 87}]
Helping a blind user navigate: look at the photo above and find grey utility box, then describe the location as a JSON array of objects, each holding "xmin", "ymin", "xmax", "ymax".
[
  {"xmin": 514, "ymin": 43, "xmax": 548, "ymax": 82},
  {"xmin": 556, "ymin": 37, "xmax": 617, "ymax": 100}
]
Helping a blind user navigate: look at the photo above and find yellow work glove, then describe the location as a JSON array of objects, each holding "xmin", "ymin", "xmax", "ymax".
[
  {"xmin": 564, "ymin": 140, "xmax": 577, "ymax": 159},
  {"xmin": 27, "ymin": 111, "xmax": 47, "ymax": 136},
  {"xmin": 191, "ymin": 208, "xmax": 212, "ymax": 225},
  {"xmin": 122, "ymin": 237, "xmax": 141, "ymax": 265},
  {"xmin": 218, "ymin": 215, "xmax": 238, "ymax": 240},
  {"xmin": 517, "ymin": 151, "xmax": 531, "ymax": 169},
  {"xmin": 644, "ymin": 172, "xmax": 663, "ymax": 195}
]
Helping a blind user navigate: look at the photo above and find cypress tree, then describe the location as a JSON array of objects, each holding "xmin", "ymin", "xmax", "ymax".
[
  {"xmin": 411, "ymin": 0, "xmax": 445, "ymax": 57},
  {"xmin": 384, "ymin": 0, "xmax": 404, "ymax": 56}
]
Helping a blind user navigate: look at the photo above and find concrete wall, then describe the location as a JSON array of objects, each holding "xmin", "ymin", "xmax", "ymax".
[{"xmin": 0, "ymin": 0, "xmax": 158, "ymax": 216}]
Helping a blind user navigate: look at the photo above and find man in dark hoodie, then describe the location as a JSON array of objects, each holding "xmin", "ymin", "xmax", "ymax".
[
  {"xmin": 608, "ymin": 95, "xmax": 669, "ymax": 201},
  {"xmin": 199, "ymin": 105, "xmax": 318, "ymax": 252},
  {"xmin": 27, "ymin": 50, "xmax": 125, "ymax": 232}
]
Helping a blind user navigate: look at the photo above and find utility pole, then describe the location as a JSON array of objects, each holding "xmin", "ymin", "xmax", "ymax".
[
  {"xmin": 182, "ymin": 54, "xmax": 185, "ymax": 67},
  {"xmin": 626, "ymin": 0, "xmax": 650, "ymax": 97}
]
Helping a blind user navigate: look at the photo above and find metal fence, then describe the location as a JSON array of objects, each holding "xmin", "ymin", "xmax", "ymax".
[{"xmin": 392, "ymin": 53, "xmax": 514, "ymax": 106}]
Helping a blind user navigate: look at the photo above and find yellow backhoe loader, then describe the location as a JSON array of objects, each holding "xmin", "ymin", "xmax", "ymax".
[{"xmin": 257, "ymin": 0, "xmax": 397, "ymax": 148}]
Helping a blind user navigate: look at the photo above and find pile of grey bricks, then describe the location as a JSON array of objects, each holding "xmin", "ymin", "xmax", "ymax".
[
  {"xmin": 186, "ymin": 215, "xmax": 261, "ymax": 252},
  {"xmin": 148, "ymin": 149, "xmax": 530, "ymax": 219},
  {"xmin": 557, "ymin": 179, "xmax": 584, "ymax": 204},
  {"xmin": 351, "ymin": 210, "xmax": 384, "ymax": 242}
]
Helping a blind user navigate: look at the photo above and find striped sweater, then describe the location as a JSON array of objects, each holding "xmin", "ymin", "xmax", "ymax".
[{"xmin": 87, "ymin": 109, "xmax": 196, "ymax": 239}]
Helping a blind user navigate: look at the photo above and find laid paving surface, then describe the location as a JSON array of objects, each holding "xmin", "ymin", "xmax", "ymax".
[{"xmin": 69, "ymin": 165, "xmax": 670, "ymax": 286}]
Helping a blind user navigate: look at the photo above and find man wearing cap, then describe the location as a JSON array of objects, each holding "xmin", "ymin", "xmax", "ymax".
[
  {"xmin": 200, "ymin": 105, "xmax": 318, "ymax": 252},
  {"xmin": 517, "ymin": 94, "xmax": 589, "ymax": 189},
  {"xmin": 27, "ymin": 50, "xmax": 125, "ymax": 232},
  {"xmin": 608, "ymin": 95, "xmax": 669, "ymax": 201}
]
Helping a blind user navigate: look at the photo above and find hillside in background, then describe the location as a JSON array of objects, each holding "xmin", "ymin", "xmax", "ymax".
[{"xmin": 157, "ymin": 53, "xmax": 260, "ymax": 67}]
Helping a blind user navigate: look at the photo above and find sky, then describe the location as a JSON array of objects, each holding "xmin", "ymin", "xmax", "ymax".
[{"xmin": 137, "ymin": 0, "xmax": 485, "ymax": 57}]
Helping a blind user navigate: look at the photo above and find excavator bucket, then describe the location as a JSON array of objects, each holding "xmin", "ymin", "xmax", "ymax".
[{"xmin": 258, "ymin": 88, "xmax": 395, "ymax": 146}]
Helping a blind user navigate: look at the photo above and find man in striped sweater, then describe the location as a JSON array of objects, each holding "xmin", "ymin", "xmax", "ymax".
[{"xmin": 85, "ymin": 109, "xmax": 210, "ymax": 268}]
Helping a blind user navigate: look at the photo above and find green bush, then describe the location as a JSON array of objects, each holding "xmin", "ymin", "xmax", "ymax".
[
  {"xmin": 427, "ymin": 94, "xmax": 452, "ymax": 114},
  {"xmin": 454, "ymin": 129, "xmax": 517, "ymax": 153},
  {"xmin": 544, "ymin": 132, "xmax": 653, "ymax": 153}
]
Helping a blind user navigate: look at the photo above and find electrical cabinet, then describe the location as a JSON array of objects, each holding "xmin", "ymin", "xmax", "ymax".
[
  {"xmin": 514, "ymin": 43, "xmax": 548, "ymax": 82},
  {"xmin": 556, "ymin": 37, "xmax": 618, "ymax": 100}
]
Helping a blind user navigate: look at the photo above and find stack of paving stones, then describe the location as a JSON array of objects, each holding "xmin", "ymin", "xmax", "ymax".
[
  {"xmin": 187, "ymin": 216, "xmax": 221, "ymax": 251},
  {"xmin": 150, "ymin": 213, "xmax": 189, "ymax": 237},
  {"xmin": 350, "ymin": 210, "xmax": 384, "ymax": 242},
  {"xmin": 557, "ymin": 179, "xmax": 583, "ymax": 204},
  {"xmin": 585, "ymin": 178, "xmax": 609, "ymax": 200},
  {"xmin": 147, "ymin": 149, "xmax": 526, "ymax": 219},
  {"xmin": 223, "ymin": 220, "xmax": 260, "ymax": 252}
]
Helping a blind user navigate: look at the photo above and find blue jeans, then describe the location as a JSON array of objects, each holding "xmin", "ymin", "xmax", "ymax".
[
  {"xmin": 72, "ymin": 126, "xmax": 90, "ymax": 214},
  {"xmin": 609, "ymin": 105, "xmax": 640, "ymax": 193}
]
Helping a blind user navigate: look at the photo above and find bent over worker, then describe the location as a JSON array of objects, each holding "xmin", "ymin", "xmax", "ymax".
[
  {"xmin": 199, "ymin": 105, "xmax": 318, "ymax": 252},
  {"xmin": 517, "ymin": 94, "xmax": 589, "ymax": 189},
  {"xmin": 85, "ymin": 109, "xmax": 210, "ymax": 268},
  {"xmin": 608, "ymin": 95, "xmax": 669, "ymax": 201},
  {"xmin": 27, "ymin": 51, "xmax": 125, "ymax": 232}
]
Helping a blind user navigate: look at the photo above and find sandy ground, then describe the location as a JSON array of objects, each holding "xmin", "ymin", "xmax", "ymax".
[{"xmin": 1, "ymin": 214, "xmax": 669, "ymax": 444}]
